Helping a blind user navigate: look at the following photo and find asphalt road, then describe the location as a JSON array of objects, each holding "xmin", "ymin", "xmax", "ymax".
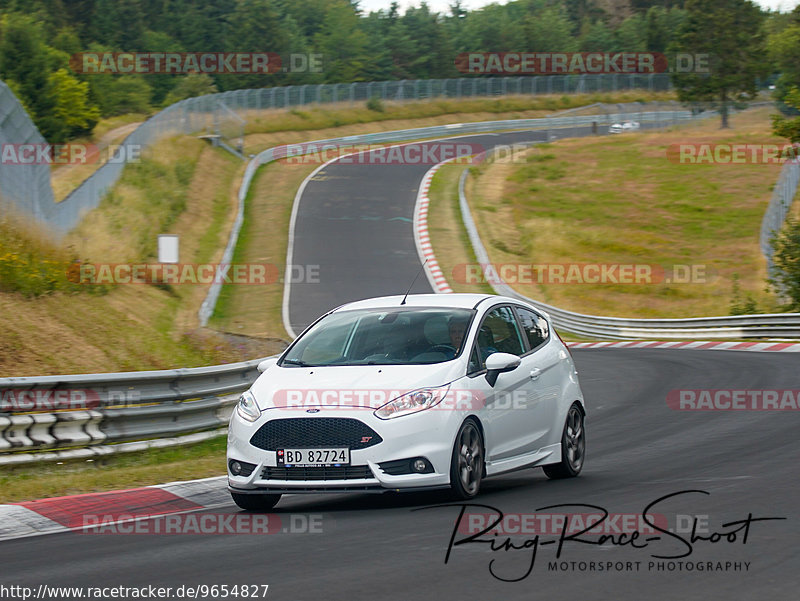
[
  {"xmin": 286, "ymin": 129, "xmax": 562, "ymax": 334},
  {"xmin": 3, "ymin": 349, "xmax": 798, "ymax": 600}
]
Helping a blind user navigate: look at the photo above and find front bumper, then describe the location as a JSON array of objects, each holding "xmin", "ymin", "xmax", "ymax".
[{"xmin": 227, "ymin": 407, "xmax": 460, "ymax": 493}]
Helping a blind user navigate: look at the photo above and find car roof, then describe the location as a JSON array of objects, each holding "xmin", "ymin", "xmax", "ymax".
[{"xmin": 333, "ymin": 293, "xmax": 500, "ymax": 312}]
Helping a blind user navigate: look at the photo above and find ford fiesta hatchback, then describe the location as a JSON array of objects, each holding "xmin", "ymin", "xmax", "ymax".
[{"xmin": 227, "ymin": 293, "xmax": 586, "ymax": 510}]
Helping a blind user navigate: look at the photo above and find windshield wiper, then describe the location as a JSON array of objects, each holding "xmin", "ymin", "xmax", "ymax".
[{"xmin": 282, "ymin": 359, "xmax": 313, "ymax": 367}]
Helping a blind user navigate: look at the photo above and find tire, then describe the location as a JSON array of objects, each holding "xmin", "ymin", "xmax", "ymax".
[
  {"xmin": 543, "ymin": 404, "xmax": 585, "ymax": 480},
  {"xmin": 449, "ymin": 419, "xmax": 484, "ymax": 500},
  {"xmin": 231, "ymin": 492, "xmax": 282, "ymax": 511}
]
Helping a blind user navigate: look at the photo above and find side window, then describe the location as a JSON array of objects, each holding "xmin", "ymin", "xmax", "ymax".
[
  {"xmin": 516, "ymin": 307, "xmax": 550, "ymax": 352},
  {"xmin": 468, "ymin": 346, "xmax": 482, "ymax": 375},
  {"xmin": 475, "ymin": 306, "xmax": 524, "ymax": 368}
]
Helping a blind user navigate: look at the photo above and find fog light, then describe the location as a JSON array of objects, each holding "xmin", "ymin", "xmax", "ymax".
[
  {"xmin": 230, "ymin": 460, "xmax": 242, "ymax": 476},
  {"xmin": 412, "ymin": 459, "xmax": 428, "ymax": 473}
]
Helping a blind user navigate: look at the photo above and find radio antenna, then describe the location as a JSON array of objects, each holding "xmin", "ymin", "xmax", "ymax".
[{"xmin": 401, "ymin": 259, "xmax": 428, "ymax": 305}]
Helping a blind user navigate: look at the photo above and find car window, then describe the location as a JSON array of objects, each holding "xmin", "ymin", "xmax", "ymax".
[
  {"xmin": 468, "ymin": 346, "xmax": 482, "ymax": 375},
  {"xmin": 475, "ymin": 306, "xmax": 524, "ymax": 368},
  {"xmin": 515, "ymin": 306, "xmax": 549, "ymax": 351},
  {"xmin": 282, "ymin": 307, "xmax": 475, "ymax": 366}
]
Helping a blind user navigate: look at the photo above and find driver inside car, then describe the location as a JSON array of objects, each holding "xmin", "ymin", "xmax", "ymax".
[{"xmin": 436, "ymin": 316, "xmax": 469, "ymax": 360}]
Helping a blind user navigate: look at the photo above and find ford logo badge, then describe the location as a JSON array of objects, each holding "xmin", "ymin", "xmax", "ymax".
[{"xmin": 306, "ymin": 408, "xmax": 320, "ymax": 413}]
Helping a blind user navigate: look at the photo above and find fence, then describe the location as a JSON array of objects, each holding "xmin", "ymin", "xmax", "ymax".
[
  {"xmin": 2, "ymin": 74, "xmax": 673, "ymax": 234},
  {"xmin": 760, "ymin": 160, "xmax": 800, "ymax": 273},
  {"xmin": 0, "ymin": 81, "xmax": 55, "ymax": 224}
]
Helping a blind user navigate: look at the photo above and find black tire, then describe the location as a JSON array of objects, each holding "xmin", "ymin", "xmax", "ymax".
[
  {"xmin": 231, "ymin": 492, "xmax": 282, "ymax": 511},
  {"xmin": 543, "ymin": 404, "xmax": 585, "ymax": 480},
  {"xmin": 449, "ymin": 419, "xmax": 484, "ymax": 500}
]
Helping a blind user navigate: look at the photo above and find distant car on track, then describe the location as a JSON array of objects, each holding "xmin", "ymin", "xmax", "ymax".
[
  {"xmin": 227, "ymin": 293, "xmax": 586, "ymax": 509},
  {"xmin": 609, "ymin": 120, "xmax": 640, "ymax": 133}
]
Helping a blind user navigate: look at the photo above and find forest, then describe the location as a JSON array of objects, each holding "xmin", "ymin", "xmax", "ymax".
[{"xmin": 0, "ymin": 0, "xmax": 798, "ymax": 142}]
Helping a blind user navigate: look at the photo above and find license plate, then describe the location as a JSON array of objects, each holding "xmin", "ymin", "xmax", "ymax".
[{"xmin": 277, "ymin": 448, "xmax": 350, "ymax": 467}]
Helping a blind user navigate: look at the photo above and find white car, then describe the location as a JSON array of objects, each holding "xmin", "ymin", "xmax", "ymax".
[
  {"xmin": 609, "ymin": 120, "xmax": 640, "ymax": 133},
  {"xmin": 227, "ymin": 293, "xmax": 586, "ymax": 509}
]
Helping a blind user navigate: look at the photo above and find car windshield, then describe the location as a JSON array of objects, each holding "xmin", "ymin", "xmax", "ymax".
[{"xmin": 281, "ymin": 307, "xmax": 475, "ymax": 366}]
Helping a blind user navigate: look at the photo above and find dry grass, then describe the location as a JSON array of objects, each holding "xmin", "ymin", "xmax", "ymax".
[
  {"xmin": 0, "ymin": 138, "xmax": 250, "ymax": 376},
  {"xmin": 51, "ymin": 116, "xmax": 146, "ymax": 202}
]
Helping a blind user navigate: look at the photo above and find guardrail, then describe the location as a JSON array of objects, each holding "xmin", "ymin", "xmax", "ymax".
[
  {"xmin": 456, "ymin": 168, "xmax": 800, "ymax": 339},
  {"xmin": 0, "ymin": 357, "xmax": 265, "ymax": 464}
]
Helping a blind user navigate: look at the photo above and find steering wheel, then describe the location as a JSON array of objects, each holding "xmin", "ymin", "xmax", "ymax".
[{"xmin": 429, "ymin": 344, "xmax": 456, "ymax": 356}]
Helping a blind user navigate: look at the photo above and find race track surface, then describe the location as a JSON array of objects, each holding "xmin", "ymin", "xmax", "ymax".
[{"xmin": 3, "ymin": 349, "xmax": 798, "ymax": 599}]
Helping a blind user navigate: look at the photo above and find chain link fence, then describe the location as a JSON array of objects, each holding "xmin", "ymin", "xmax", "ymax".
[
  {"xmin": 761, "ymin": 160, "xmax": 800, "ymax": 274},
  {"xmin": 0, "ymin": 81, "xmax": 55, "ymax": 224}
]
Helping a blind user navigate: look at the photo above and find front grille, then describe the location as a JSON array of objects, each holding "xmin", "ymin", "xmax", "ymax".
[
  {"xmin": 249, "ymin": 418, "xmax": 382, "ymax": 451},
  {"xmin": 261, "ymin": 465, "xmax": 374, "ymax": 481}
]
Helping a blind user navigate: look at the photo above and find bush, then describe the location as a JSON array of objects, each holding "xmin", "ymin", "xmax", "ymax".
[{"xmin": 366, "ymin": 95, "xmax": 385, "ymax": 112}]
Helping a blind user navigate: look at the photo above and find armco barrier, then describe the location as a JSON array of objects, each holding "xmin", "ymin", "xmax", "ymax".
[{"xmin": 0, "ymin": 357, "xmax": 265, "ymax": 464}]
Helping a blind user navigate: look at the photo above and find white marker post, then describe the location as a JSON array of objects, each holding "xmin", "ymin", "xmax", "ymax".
[{"xmin": 158, "ymin": 235, "xmax": 179, "ymax": 264}]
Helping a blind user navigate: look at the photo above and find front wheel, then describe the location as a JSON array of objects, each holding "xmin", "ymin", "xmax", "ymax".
[
  {"xmin": 449, "ymin": 420, "xmax": 484, "ymax": 499},
  {"xmin": 231, "ymin": 491, "xmax": 282, "ymax": 511},
  {"xmin": 543, "ymin": 404, "xmax": 585, "ymax": 479}
]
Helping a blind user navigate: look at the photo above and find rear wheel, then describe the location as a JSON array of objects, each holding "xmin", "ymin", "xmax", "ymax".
[
  {"xmin": 231, "ymin": 492, "xmax": 281, "ymax": 511},
  {"xmin": 449, "ymin": 420, "xmax": 484, "ymax": 499},
  {"xmin": 543, "ymin": 404, "xmax": 585, "ymax": 479}
]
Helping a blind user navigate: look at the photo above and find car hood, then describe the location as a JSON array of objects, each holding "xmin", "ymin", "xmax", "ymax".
[{"xmin": 250, "ymin": 361, "xmax": 465, "ymax": 411}]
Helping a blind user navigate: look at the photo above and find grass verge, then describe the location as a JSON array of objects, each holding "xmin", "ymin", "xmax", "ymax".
[
  {"xmin": 429, "ymin": 107, "xmax": 784, "ymax": 318},
  {"xmin": 0, "ymin": 437, "xmax": 226, "ymax": 504}
]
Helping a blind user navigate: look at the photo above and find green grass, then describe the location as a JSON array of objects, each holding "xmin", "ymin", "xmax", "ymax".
[{"xmin": 0, "ymin": 437, "xmax": 226, "ymax": 504}]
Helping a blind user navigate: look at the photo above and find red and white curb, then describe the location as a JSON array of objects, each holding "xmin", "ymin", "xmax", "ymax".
[
  {"xmin": 413, "ymin": 162, "xmax": 453, "ymax": 294},
  {"xmin": 568, "ymin": 340, "xmax": 800, "ymax": 352},
  {"xmin": 0, "ymin": 475, "xmax": 228, "ymax": 541}
]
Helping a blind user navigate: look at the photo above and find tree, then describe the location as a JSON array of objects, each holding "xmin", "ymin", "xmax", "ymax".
[
  {"xmin": 48, "ymin": 67, "xmax": 100, "ymax": 139},
  {"xmin": 670, "ymin": 0, "xmax": 767, "ymax": 128},
  {"xmin": 162, "ymin": 72, "xmax": 218, "ymax": 106},
  {"xmin": 767, "ymin": 17, "xmax": 800, "ymax": 109},
  {"xmin": 769, "ymin": 217, "xmax": 800, "ymax": 311},
  {"xmin": 312, "ymin": 0, "xmax": 369, "ymax": 83},
  {"xmin": 524, "ymin": 6, "xmax": 579, "ymax": 53}
]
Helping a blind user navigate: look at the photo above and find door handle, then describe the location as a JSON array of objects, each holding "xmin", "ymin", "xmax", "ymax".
[{"xmin": 530, "ymin": 368, "xmax": 542, "ymax": 381}]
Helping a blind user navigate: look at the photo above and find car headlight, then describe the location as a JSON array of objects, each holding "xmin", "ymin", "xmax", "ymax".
[
  {"xmin": 374, "ymin": 385, "xmax": 450, "ymax": 420},
  {"xmin": 236, "ymin": 390, "xmax": 261, "ymax": 422}
]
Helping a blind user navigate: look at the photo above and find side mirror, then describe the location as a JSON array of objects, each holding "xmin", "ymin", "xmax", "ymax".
[
  {"xmin": 484, "ymin": 352, "xmax": 521, "ymax": 387},
  {"xmin": 257, "ymin": 357, "xmax": 278, "ymax": 373}
]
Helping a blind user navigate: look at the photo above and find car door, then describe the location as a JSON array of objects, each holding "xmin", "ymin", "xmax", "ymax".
[
  {"xmin": 512, "ymin": 305, "xmax": 563, "ymax": 453},
  {"xmin": 466, "ymin": 305, "xmax": 531, "ymax": 462}
]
